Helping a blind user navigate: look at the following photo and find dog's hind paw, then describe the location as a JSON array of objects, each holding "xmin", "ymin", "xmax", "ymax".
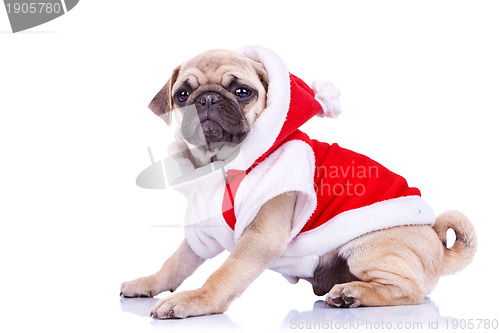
[{"xmin": 325, "ymin": 283, "xmax": 361, "ymax": 308}]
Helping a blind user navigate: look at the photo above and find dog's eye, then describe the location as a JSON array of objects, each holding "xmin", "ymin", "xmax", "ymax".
[
  {"xmin": 234, "ymin": 88, "xmax": 251, "ymax": 99},
  {"xmin": 176, "ymin": 91, "xmax": 190, "ymax": 103}
]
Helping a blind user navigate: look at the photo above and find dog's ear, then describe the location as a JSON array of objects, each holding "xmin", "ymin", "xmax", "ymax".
[{"xmin": 148, "ymin": 66, "xmax": 180, "ymax": 126}]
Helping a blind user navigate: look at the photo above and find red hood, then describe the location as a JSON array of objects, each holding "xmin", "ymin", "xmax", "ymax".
[
  {"xmin": 252, "ymin": 73, "xmax": 324, "ymax": 166},
  {"xmin": 224, "ymin": 46, "xmax": 341, "ymax": 171}
]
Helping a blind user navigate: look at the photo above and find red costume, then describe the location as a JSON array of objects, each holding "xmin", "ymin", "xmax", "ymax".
[{"xmin": 165, "ymin": 46, "xmax": 435, "ymax": 282}]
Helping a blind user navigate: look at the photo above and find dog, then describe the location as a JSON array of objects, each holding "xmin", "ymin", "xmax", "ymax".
[{"xmin": 121, "ymin": 47, "xmax": 477, "ymax": 319}]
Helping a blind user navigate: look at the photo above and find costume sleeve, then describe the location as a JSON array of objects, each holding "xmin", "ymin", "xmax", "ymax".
[{"xmin": 232, "ymin": 140, "xmax": 318, "ymax": 243}]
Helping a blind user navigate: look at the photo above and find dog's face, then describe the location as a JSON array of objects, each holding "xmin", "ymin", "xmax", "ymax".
[{"xmin": 149, "ymin": 50, "xmax": 269, "ymax": 149}]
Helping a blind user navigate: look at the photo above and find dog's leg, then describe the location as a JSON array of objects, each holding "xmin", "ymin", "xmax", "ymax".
[
  {"xmin": 325, "ymin": 225, "xmax": 443, "ymax": 308},
  {"xmin": 150, "ymin": 192, "xmax": 296, "ymax": 319},
  {"xmin": 120, "ymin": 239, "xmax": 205, "ymax": 298}
]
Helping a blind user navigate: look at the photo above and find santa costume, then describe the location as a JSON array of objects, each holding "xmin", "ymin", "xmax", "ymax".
[{"xmin": 165, "ymin": 46, "xmax": 435, "ymax": 283}]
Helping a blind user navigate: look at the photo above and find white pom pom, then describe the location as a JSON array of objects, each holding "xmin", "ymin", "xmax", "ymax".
[{"xmin": 312, "ymin": 80, "xmax": 342, "ymax": 118}]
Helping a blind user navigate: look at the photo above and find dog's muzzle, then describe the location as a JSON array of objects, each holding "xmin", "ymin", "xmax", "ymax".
[{"xmin": 181, "ymin": 91, "xmax": 250, "ymax": 146}]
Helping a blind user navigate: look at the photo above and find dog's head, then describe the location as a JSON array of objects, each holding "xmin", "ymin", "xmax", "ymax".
[{"xmin": 149, "ymin": 50, "xmax": 269, "ymax": 150}]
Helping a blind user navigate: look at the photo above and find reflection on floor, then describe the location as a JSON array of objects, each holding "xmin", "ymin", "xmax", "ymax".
[
  {"xmin": 281, "ymin": 298, "xmax": 453, "ymax": 331},
  {"xmin": 121, "ymin": 296, "xmax": 453, "ymax": 331}
]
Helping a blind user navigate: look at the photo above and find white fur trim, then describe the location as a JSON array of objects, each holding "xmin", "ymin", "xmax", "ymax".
[
  {"xmin": 269, "ymin": 255, "xmax": 320, "ymax": 281},
  {"xmin": 265, "ymin": 196, "xmax": 435, "ymax": 279},
  {"xmin": 226, "ymin": 46, "xmax": 291, "ymax": 170},
  {"xmin": 283, "ymin": 195, "xmax": 435, "ymax": 260},
  {"xmin": 173, "ymin": 167, "xmax": 234, "ymax": 259},
  {"xmin": 232, "ymin": 140, "xmax": 317, "ymax": 243},
  {"xmin": 312, "ymin": 80, "xmax": 342, "ymax": 118},
  {"xmin": 183, "ymin": 215, "xmax": 227, "ymax": 260}
]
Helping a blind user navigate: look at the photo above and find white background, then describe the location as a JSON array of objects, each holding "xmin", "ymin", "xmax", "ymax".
[{"xmin": 1, "ymin": 1, "xmax": 499, "ymax": 332}]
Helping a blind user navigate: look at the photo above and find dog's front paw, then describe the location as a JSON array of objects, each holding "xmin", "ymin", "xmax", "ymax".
[
  {"xmin": 325, "ymin": 283, "xmax": 361, "ymax": 308},
  {"xmin": 150, "ymin": 289, "xmax": 225, "ymax": 319},
  {"xmin": 120, "ymin": 276, "xmax": 162, "ymax": 298}
]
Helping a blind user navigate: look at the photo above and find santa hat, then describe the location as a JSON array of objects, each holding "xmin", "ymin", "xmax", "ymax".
[{"xmin": 226, "ymin": 46, "xmax": 342, "ymax": 171}]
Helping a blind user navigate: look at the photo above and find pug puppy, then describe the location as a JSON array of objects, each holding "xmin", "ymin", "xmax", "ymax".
[{"xmin": 120, "ymin": 49, "xmax": 477, "ymax": 319}]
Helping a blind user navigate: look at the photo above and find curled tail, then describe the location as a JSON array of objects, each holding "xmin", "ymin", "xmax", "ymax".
[{"xmin": 433, "ymin": 211, "xmax": 478, "ymax": 275}]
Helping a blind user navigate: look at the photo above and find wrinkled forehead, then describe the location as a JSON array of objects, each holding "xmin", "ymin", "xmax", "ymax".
[{"xmin": 173, "ymin": 50, "xmax": 260, "ymax": 91}]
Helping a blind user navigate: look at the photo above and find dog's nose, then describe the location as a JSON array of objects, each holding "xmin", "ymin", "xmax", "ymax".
[
  {"xmin": 198, "ymin": 92, "xmax": 220, "ymax": 107},
  {"xmin": 195, "ymin": 92, "xmax": 223, "ymax": 122}
]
